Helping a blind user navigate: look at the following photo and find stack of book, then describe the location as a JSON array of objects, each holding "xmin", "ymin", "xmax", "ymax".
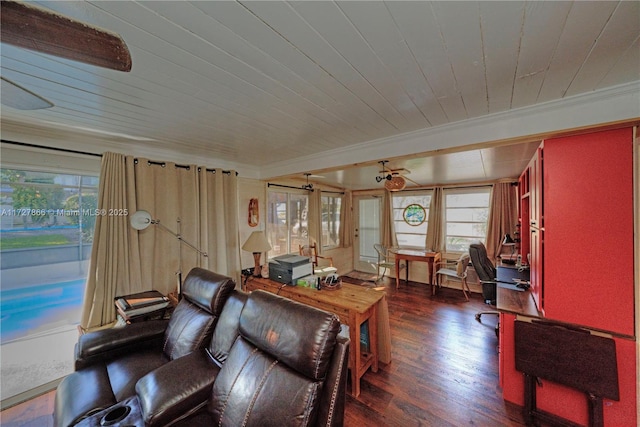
[{"xmin": 114, "ymin": 290, "xmax": 170, "ymax": 323}]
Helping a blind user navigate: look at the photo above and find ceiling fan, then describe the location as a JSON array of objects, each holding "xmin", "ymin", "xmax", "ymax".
[
  {"xmin": 1, "ymin": 0, "xmax": 132, "ymax": 110},
  {"xmin": 302, "ymin": 173, "xmax": 314, "ymax": 191},
  {"xmin": 376, "ymin": 161, "xmax": 419, "ymax": 191}
]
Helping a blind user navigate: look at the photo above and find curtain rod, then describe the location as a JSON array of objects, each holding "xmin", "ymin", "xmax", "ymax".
[
  {"xmin": 392, "ymin": 182, "xmax": 514, "ymax": 192},
  {"xmin": 267, "ymin": 183, "xmax": 313, "ymax": 192},
  {"xmin": 1, "ymin": 139, "xmax": 102, "ymax": 158},
  {"xmin": 133, "ymin": 158, "xmax": 237, "ymax": 175},
  {"xmin": 1, "ymin": 140, "xmax": 238, "ymax": 175}
]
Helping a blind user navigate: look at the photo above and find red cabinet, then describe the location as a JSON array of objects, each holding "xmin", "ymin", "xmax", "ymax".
[
  {"xmin": 543, "ymin": 128, "xmax": 634, "ymax": 336},
  {"xmin": 528, "ymin": 146, "xmax": 543, "ymax": 230},
  {"xmin": 519, "ymin": 144, "xmax": 544, "ymax": 312},
  {"xmin": 502, "ymin": 127, "xmax": 636, "ymax": 425}
]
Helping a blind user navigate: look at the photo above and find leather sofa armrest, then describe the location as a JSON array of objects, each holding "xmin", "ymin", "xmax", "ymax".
[
  {"xmin": 75, "ymin": 319, "xmax": 169, "ymax": 369},
  {"xmin": 136, "ymin": 349, "xmax": 220, "ymax": 427},
  {"xmin": 317, "ymin": 334, "xmax": 350, "ymax": 427}
]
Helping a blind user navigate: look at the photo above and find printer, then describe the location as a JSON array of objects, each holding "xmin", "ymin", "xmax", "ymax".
[{"xmin": 269, "ymin": 254, "xmax": 312, "ymax": 285}]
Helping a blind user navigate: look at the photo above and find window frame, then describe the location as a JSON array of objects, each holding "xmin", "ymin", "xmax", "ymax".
[
  {"xmin": 442, "ymin": 186, "xmax": 491, "ymax": 253},
  {"xmin": 266, "ymin": 189, "xmax": 309, "ymax": 258},
  {"xmin": 320, "ymin": 193, "xmax": 342, "ymax": 249},
  {"xmin": 391, "ymin": 190, "xmax": 433, "ymax": 250}
]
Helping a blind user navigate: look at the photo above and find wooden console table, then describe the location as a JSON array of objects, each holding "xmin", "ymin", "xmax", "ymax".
[
  {"xmin": 391, "ymin": 249, "xmax": 441, "ymax": 289},
  {"xmin": 244, "ymin": 276, "xmax": 388, "ymax": 397}
]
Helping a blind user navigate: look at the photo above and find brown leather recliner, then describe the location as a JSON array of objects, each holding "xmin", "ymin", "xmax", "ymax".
[
  {"xmin": 173, "ymin": 290, "xmax": 349, "ymax": 426},
  {"xmin": 63, "ymin": 289, "xmax": 350, "ymax": 427},
  {"xmin": 54, "ymin": 268, "xmax": 236, "ymax": 427}
]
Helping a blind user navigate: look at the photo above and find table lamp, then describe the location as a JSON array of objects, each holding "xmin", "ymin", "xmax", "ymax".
[
  {"xmin": 242, "ymin": 231, "xmax": 272, "ymax": 276},
  {"xmin": 502, "ymin": 233, "xmax": 517, "ymax": 263}
]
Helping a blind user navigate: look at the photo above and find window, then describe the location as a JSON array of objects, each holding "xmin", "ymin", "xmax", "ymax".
[
  {"xmin": 321, "ymin": 194, "xmax": 341, "ymax": 248},
  {"xmin": 0, "ymin": 168, "xmax": 98, "ymax": 400},
  {"xmin": 267, "ymin": 190, "xmax": 308, "ymax": 257},
  {"xmin": 444, "ymin": 187, "xmax": 491, "ymax": 252},
  {"xmin": 392, "ymin": 191, "xmax": 432, "ymax": 249}
]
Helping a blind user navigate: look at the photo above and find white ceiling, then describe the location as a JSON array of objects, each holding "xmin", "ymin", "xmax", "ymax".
[{"xmin": 1, "ymin": 1, "xmax": 639, "ymax": 190}]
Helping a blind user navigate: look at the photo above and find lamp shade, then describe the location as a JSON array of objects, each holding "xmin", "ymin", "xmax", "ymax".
[
  {"xmin": 130, "ymin": 210, "xmax": 153, "ymax": 230},
  {"xmin": 502, "ymin": 233, "xmax": 516, "ymax": 245},
  {"xmin": 242, "ymin": 231, "xmax": 272, "ymax": 253},
  {"xmin": 385, "ymin": 175, "xmax": 406, "ymax": 191}
]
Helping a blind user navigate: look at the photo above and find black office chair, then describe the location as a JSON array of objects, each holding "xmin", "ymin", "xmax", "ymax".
[{"xmin": 468, "ymin": 243, "xmax": 500, "ymax": 332}]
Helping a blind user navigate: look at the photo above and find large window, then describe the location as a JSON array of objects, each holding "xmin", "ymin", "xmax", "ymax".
[
  {"xmin": 321, "ymin": 194, "xmax": 341, "ymax": 248},
  {"xmin": 392, "ymin": 191, "xmax": 432, "ymax": 249},
  {"xmin": 1, "ymin": 168, "xmax": 98, "ymax": 401},
  {"xmin": 267, "ymin": 191, "xmax": 341, "ymax": 256},
  {"xmin": 267, "ymin": 190, "xmax": 308, "ymax": 257},
  {"xmin": 444, "ymin": 187, "xmax": 491, "ymax": 252}
]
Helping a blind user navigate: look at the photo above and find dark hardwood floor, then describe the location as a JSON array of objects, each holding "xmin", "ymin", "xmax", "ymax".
[
  {"xmin": 344, "ymin": 274, "xmax": 526, "ymax": 426},
  {"xmin": 1, "ymin": 274, "xmax": 527, "ymax": 426}
]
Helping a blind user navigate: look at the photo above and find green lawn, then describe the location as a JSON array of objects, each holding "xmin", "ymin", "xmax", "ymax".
[{"xmin": 0, "ymin": 234, "xmax": 71, "ymax": 249}]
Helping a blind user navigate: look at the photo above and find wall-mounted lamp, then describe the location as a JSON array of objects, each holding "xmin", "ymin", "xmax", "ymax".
[{"xmin": 242, "ymin": 231, "xmax": 272, "ymax": 276}]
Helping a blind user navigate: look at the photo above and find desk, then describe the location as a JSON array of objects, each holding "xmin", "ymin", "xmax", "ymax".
[
  {"xmin": 496, "ymin": 285, "xmax": 540, "ymax": 318},
  {"xmin": 244, "ymin": 276, "xmax": 388, "ymax": 397},
  {"xmin": 391, "ymin": 249, "xmax": 441, "ymax": 289}
]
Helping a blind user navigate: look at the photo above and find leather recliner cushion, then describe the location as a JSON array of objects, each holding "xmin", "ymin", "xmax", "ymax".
[
  {"xmin": 53, "ymin": 365, "xmax": 118, "ymax": 427},
  {"xmin": 181, "ymin": 268, "xmax": 235, "ymax": 315},
  {"xmin": 238, "ymin": 290, "xmax": 340, "ymax": 380},
  {"xmin": 208, "ymin": 337, "xmax": 324, "ymax": 426},
  {"xmin": 207, "ymin": 291, "xmax": 247, "ymax": 365},
  {"xmin": 162, "ymin": 302, "xmax": 216, "ymax": 361},
  {"xmin": 205, "ymin": 290, "xmax": 341, "ymax": 426},
  {"xmin": 162, "ymin": 268, "xmax": 236, "ymax": 361},
  {"xmin": 105, "ymin": 349, "xmax": 168, "ymax": 401}
]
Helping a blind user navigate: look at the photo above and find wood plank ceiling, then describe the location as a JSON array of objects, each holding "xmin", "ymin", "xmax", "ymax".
[{"xmin": 1, "ymin": 1, "xmax": 638, "ymax": 190}]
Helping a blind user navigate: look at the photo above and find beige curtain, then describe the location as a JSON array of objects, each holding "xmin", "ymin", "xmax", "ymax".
[
  {"xmin": 381, "ymin": 190, "xmax": 396, "ymax": 248},
  {"xmin": 133, "ymin": 158, "xmax": 201, "ymax": 295},
  {"xmin": 339, "ymin": 190, "xmax": 353, "ymax": 247},
  {"xmin": 425, "ymin": 187, "xmax": 443, "ymax": 252},
  {"xmin": 81, "ymin": 154, "xmax": 239, "ymax": 329},
  {"xmin": 486, "ymin": 182, "xmax": 518, "ymax": 261},
  {"xmin": 81, "ymin": 153, "xmax": 141, "ymax": 331},
  {"xmin": 307, "ymin": 189, "xmax": 322, "ymax": 252},
  {"xmin": 199, "ymin": 168, "xmax": 241, "ymax": 285}
]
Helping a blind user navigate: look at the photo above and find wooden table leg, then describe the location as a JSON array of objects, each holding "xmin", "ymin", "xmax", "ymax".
[
  {"xmin": 394, "ymin": 257, "xmax": 400, "ymax": 289},
  {"xmin": 405, "ymin": 259, "xmax": 410, "ymax": 283},
  {"xmin": 428, "ymin": 253, "xmax": 441, "ymax": 285},
  {"xmin": 349, "ymin": 312, "xmax": 361, "ymax": 397},
  {"xmin": 368, "ymin": 305, "xmax": 378, "ymax": 373}
]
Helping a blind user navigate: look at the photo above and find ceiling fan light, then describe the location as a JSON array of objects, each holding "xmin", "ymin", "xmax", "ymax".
[{"xmin": 385, "ymin": 175, "xmax": 406, "ymax": 191}]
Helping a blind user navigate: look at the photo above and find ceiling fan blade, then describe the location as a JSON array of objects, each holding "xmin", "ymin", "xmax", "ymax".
[
  {"xmin": 402, "ymin": 175, "xmax": 421, "ymax": 187},
  {"xmin": 1, "ymin": 0, "xmax": 132, "ymax": 72},
  {"xmin": 1, "ymin": 76, "xmax": 53, "ymax": 110}
]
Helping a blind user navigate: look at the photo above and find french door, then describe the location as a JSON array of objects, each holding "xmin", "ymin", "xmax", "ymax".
[{"xmin": 353, "ymin": 195, "xmax": 381, "ymax": 273}]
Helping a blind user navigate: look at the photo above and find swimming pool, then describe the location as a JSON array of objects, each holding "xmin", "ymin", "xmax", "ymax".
[{"xmin": 0, "ymin": 278, "xmax": 86, "ymax": 344}]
